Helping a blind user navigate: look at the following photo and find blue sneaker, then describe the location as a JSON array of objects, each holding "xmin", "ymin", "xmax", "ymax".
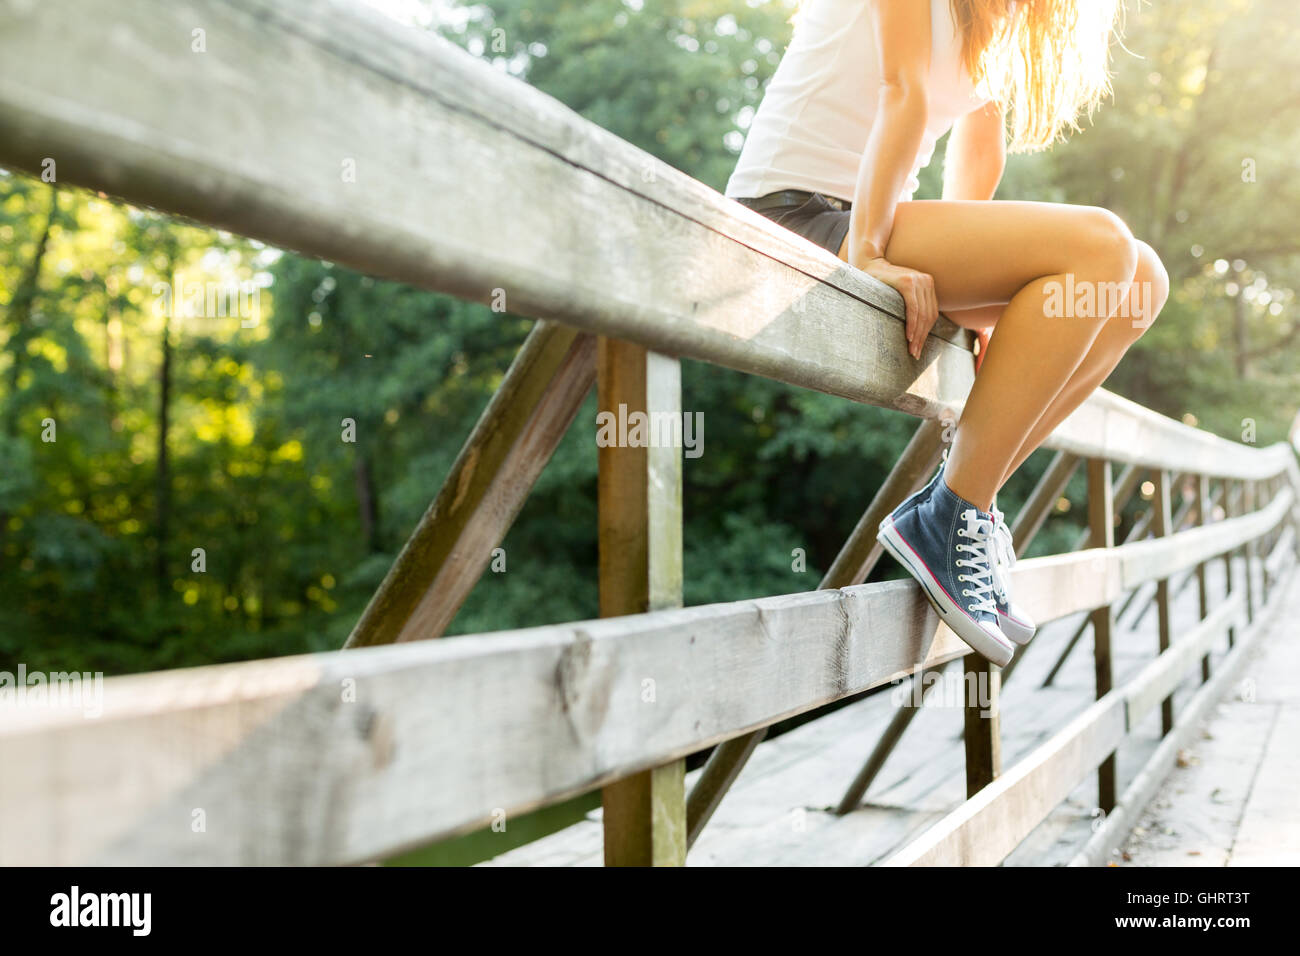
[
  {"xmin": 878, "ymin": 477, "xmax": 1015, "ymax": 666},
  {"xmin": 988, "ymin": 505, "xmax": 1037, "ymax": 645}
]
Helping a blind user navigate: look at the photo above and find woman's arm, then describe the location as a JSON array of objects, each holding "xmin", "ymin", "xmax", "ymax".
[
  {"xmin": 849, "ymin": 0, "xmax": 937, "ymax": 358},
  {"xmin": 942, "ymin": 101, "xmax": 1006, "ymax": 201}
]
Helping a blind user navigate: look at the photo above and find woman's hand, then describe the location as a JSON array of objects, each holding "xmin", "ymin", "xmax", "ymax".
[{"xmin": 857, "ymin": 256, "xmax": 938, "ymax": 359}]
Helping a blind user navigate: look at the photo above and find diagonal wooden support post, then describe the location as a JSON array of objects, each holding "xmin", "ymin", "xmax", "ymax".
[
  {"xmin": 836, "ymin": 450, "xmax": 1080, "ymax": 814},
  {"xmin": 345, "ymin": 321, "xmax": 596, "ymax": 648},
  {"xmin": 687, "ymin": 418, "xmax": 947, "ymax": 842},
  {"xmin": 598, "ymin": 340, "xmax": 686, "ymax": 866}
]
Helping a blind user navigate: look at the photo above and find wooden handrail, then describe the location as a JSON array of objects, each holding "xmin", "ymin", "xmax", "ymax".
[
  {"xmin": 0, "ymin": 0, "xmax": 1297, "ymax": 868},
  {"xmin": 0, "ymin": 0, "xmax": 1291, "ymax": 481}
]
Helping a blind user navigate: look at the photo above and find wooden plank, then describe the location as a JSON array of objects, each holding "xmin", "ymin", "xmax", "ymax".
[
  {"xmin": 1071, "ymin": 551, "xmax": 1295, "ymax": 867},
  {"xmin": 345, "ymin": 322, "xmax": 595, "ymax": 648},
  {"xmin": 1267, "ymin": 526, "xmax": 1296, "ymax": 580},
  {"xmin": 1196, "ymin": 475, "xmax": 1212, "ymax": 681},
  {"xmin": 1039, "ymin": 390, "xmax": 1291, "ymax": 482},
  {"xmin": 1224, "ymin": 481, "xmax": 1239, "ymax": 647},
  {"xmin": 1117, "ymin": 486, "xmax": 1293, "ymax": 589},
  {"xmin": 1087, "ymin": 458, "xmax": 1117, "ymax": 812},
  {"xmin": 1229, "ymin": 707, "xmax": 1300, "ymax": 865},
  {"xmin": 0, "ymin": 0, "xmax": 1292, "ymax": 480},
  {"xmin": 963, "ymin": 659, "xmax": 1001, "ymax": 795},
  {"xmin": 1123, "ymin": 591, "xmax": 1246, "ymax": 728},
  {"xmin": 1244, "ymin": 483, "xmax": 1258, "ymax": 623},
  {"xmin": 883, "ymin": 694, "xmax": 1127, "ymax": 866},
  {"xmin": 597, "ymin": 343, "xmax": 686, "ymax": 866},
  {"xmin": 1152, "ymin": 470, "xmax": 1175, "ymax": 735},
  {"xmin": 0, "ymin": 583, "xmax": 977, "ymax": 866},
  {"xmin": 0, "ymin": 0, "xmax": 975, "ymax": 421}
]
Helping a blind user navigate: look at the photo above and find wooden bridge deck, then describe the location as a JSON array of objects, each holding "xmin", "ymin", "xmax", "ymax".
[
  {"xmin": 1117, "ymin": 566, "xmax": 1300, "ymax": 866},
  {"xmin": 483, "ymin": 555, "xmax": 1296, "ymax": 866}
]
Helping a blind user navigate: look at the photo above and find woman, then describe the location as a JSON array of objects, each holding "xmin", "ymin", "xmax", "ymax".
[{"xmin": 727, "ymin": 0, "xmax": 1168, "ymax": 666}]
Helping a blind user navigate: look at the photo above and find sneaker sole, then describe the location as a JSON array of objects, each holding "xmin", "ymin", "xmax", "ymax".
[
  {"xmin": 998, "ymin": 610, "xmax": 1037, "ymax": 646},
  {"xmin": 878, "ymin": 516, "xmax": 1015, "ymax": 667}
]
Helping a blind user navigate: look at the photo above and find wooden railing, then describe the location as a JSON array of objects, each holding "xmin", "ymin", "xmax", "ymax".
[{"xmin": 1, "ymin": 0, "xmax": 1297, "ymax": 866}]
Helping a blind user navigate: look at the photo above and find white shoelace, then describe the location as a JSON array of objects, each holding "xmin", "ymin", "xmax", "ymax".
[
  {"xmin": 955, "ymin": 509, "xmax": 998, "ymax": 615},
  {"xmin": 988, "ymin": 506, "xmax": 1016, "ymax": 603}
]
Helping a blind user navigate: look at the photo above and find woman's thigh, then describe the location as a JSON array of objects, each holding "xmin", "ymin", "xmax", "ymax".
[{"xmin": 838, "ymin": 199, "xmax": 1134, "ymax": 312}]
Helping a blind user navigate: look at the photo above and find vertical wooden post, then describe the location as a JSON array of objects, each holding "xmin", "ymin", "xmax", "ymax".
[
  {"xmin": 1223, "ymin": 481, "xmax": 1237, "ymax": 648},
  {"xmin": 963, "ymin": 658, "xmax": 1000, "ymax": 796},
  {"xmin": 1196, "ymin": 475, "xmax": 1212, "ymax": 682},
  {"xmin": 1257, "ymin": 480, "xmax": 1271, "ymax": 606},
  {"xmin": 1153, "ymin": 469, "xmax": 1174, "ymax": 735},
  {"xmin": 598, "ymin": 339, "xmax": 686, "ymax": 866},
  {"xmin": 1087, "ymin": 458, "xmax": 1116, "ymax": 812},
  {"xmin": 1243, "ymin": 481, "xmax": 1257, "ymax": 625}
]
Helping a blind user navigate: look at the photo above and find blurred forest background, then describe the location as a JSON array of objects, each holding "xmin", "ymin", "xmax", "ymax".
[{"xmin": 3, "ymin": 0, "xmax": 1300, "ymax": 678}]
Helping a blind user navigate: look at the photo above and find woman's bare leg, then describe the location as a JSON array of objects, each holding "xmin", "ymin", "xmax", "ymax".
[
  {"xmin": 938, "ymin": 241, "xmax": 1170, "ymax": 489},
  {"xmin": 836, "ymin": 199, "xmax": 1140, "ymax": 511},
  {"xmin": 991, "ymin": 241, "xmax": 1169, "ymax": 486}
]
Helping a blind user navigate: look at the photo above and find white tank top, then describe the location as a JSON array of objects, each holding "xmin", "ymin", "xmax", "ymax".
[{"xmin": 725, "ymin": 0, "xmax": 990, "ymax": 203}]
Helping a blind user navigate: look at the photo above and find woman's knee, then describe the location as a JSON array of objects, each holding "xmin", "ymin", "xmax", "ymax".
[
  {"xmin": 1075, "ymin": 207, "xmax": 1141, "ymax": 286},
  {"xmin": 1136, "ymin": 240, "xmax": 1170, "ymax": 313},
  {"xmin": 1117, "ymin": 240, "xmax": 1169, "ymax": 338}
]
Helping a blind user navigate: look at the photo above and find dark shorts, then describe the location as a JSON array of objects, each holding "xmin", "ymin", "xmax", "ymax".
[{"xmin": 734, "ymin": 191, "xmax": 852, "ymax": 257}]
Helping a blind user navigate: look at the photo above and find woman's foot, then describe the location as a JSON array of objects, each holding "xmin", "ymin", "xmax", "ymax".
[{"xmin": 877, "ymin": 476, "xmax": 1014, "ymax": 666}]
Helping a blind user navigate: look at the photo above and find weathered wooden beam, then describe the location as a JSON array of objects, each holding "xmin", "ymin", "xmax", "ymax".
[
  {"xmin": 963, "ymin": 658, "xmax": 1001, "ymax": 796},
  {"xmin": 345, "ymin": 322, "xmax": 595, "ymax": 648},
  {"xmin": 0, "ymin": 0, "xmax": 1291, "ymax": 481},
  {"xmin": 1086, "ymin": 458, "xmax": 1117, "ymax": 813},
  {"xmin": 0, "ymin": 0, "xmax": 977, "ymax": 421},
  {"xmin": 1152, "ymin": 470, "xmax": 1175, "ymax": 735},
  {"xmin": 1224, "ymin": 481, "xmax": 1239, "ymax": 648},
  {"xmin": 0, "ymin": 580, "xmax": 975, "ymax": 866},
  {"xmin": 1243, "ymin": 482, "xmax": 1258, "ymax": 624},
  {"xmin": 597, "ymin": 343, "xmax": 686, "ymax": 866},
  {"xmin": 1116, "ymin": 486, "xmax": 1290, "ymax": 591},
  {"xmin": 1196, "ymin": 475, "xmax": 1212, "ymax": 682}
]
